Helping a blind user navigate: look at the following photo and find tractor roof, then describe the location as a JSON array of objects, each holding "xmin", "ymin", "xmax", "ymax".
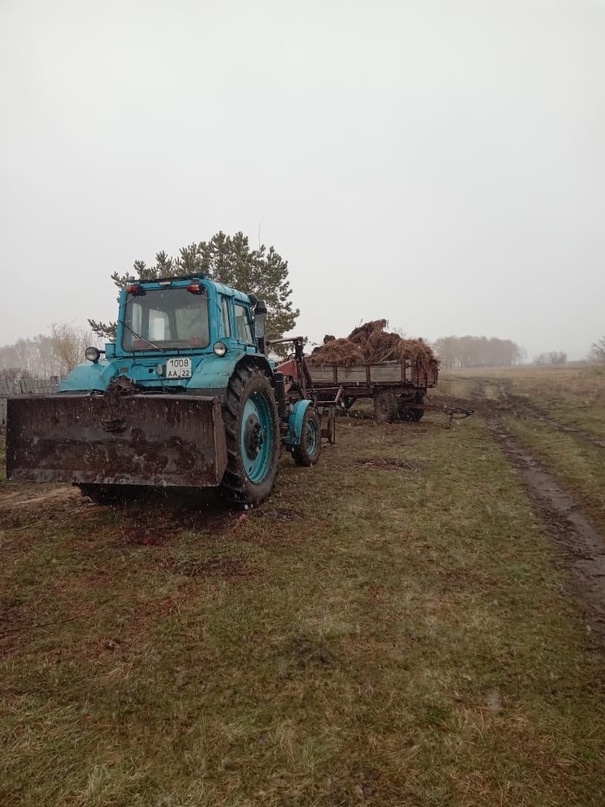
[{"xmin": 130, "ymin": 276, "xmax": 252, "ymax": 305}]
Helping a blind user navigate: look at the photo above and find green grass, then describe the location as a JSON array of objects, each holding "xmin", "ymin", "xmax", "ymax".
[
  {"xmin": 443, "ymin": 363, "xmax": 605, "ymax": 537},
  {"xmin": 504, "ymin": 416, "xmax": 605, "ymax": 536},
  {"xmin": 441, "ymin": 364, "xmax": 605, "ymax": 439},
  {"xmin": 507, "ymin": 365, "xmax": 605, "ymax": 439},
  {"xmin": 430, "ymin": 374, "xmax": 477, "ymax": 401},
  {"xmin": 2, "ymin": 416, "xmax": 605, "ymax": 806}
]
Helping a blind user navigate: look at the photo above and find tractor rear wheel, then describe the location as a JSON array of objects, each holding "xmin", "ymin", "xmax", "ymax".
[
  {"xmin": 292, "ymin": 407, "xmax": 321, "ymax": 466},
  {"xmin": 219, "ymin": 365, "xmax": 280, "ymax": 507},
  {"xmin": 374, "ymin": 391, "xmax": 398, "ymax": 423}
]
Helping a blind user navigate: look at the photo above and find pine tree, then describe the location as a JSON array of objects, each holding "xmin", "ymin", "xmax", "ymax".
[{"xmin": 88, "ymin": 232, "xmax": 299, "ymax": 346}]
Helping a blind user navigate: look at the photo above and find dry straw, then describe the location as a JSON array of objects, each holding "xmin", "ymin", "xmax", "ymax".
[{"xmin": 308, "ymin": 321, "xmax": 437, "ymax": 369}]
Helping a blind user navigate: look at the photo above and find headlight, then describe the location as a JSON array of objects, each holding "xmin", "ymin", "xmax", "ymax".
[
  {"xmin": 213, "ymin": 341, "xmax": 227, "ymax": 357},
  {"xmin": 85, "ymin": 346, "xmax": 101, "ymax": 363}
]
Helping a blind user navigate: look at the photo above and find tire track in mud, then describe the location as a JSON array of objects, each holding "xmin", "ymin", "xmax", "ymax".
[
  {"xmin": 487, "ymin": 417, "xmax": 605, "ymax": 638},
  {"xmin": 436, "ymin": 381, "xmax": 605, "ymax": 639},
  {"xmin": 515, "ymin": 407, "xmax": 605, "ymax": 450},
  {"xmin": 457, "ymin": 379, "xmax": 605, "ymax": 638},
  {"xmin": 474, "ymin": 377, "xmax": 605, "ymax": 451}
]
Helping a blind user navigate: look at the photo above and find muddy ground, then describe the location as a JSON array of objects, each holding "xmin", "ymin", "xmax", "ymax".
[
  {"xmin": 434, "ymin": 380, "xmax": 605, "ymax": 642},
  {"xmin": 2, "ymin": 379, "xmax": 604, "ymax": 643}
]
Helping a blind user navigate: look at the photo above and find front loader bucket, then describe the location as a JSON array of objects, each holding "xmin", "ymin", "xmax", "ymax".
[{"xmin": 6, "ymin": 394, "xmax": 228, "ymax": 488}]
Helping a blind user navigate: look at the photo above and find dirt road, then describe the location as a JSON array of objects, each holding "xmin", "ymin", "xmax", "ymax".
[{"xmin": 440, "ymin": 379, "xmax": 605, "ymax": 642}]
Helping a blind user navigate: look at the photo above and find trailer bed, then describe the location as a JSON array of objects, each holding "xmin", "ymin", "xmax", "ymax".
[
  {"xmin": 310, "ymin": 359, "xmax": 437, "ymax": 390},
  {"xmin": 308, "ymin": 359, "xmax": 438, "ymax": 421}
]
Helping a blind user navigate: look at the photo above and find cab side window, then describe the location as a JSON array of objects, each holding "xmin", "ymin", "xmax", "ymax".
[
  {"xmin": 221, "ymin": 297, "xmax": 232, "ymax": 338},
  {"xmin": 235, "ymin": 303, "xmax": 253, "ymax": 343}
]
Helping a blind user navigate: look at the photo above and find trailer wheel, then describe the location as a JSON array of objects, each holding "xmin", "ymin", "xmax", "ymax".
[
  {"xmin": 400, "ymin": 406, "xmax": 425, "ymax": 422},
  {"xmin": 219, "ymin": 365, "xmax": 280, "ymax": 507},
  {"xmin": 292, "ymin": 407, "xmax": 321, "ymax": 466},
  {"xmin": 399, "ymin": 393, "xmax": 425, "ymax": 422},
  {"xmin": 374, "ymin": 392, "xmax": 398, "ymax": 423},
  {"xmin": 325, "ymin": 407, "xmax": 336, "ymax": 445}
]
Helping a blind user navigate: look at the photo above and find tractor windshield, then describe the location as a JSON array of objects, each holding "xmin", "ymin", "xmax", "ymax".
[{"xmin": 122, "ymin": 288, "xmax": 210, "ymax": 351}]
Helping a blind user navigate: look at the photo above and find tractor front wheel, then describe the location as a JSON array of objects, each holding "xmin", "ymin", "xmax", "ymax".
[
  {"xmin": 219, "ymin": 365, "xmax": 280, "ymax": 507},
  {"xmin": 292, "ymin": 407, "xmax": 321, "ymax": 466}
]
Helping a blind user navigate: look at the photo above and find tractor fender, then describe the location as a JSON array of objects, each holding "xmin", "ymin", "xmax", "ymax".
[
  {"xmin": 285, "ymin": 399, "xmax": 313, "ymax": 448},
  {"xmin": 59, "ymin": 360, "xmax": 119, "ymax": 392},
  {"xmin": 189, "ymin": 352, "xmax": 274, "ymax": 397}
]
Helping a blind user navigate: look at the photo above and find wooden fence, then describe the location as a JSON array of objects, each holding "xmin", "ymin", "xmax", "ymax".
[{"xmin": 0, "ymin": 378, "xmax": 59, "ymax": 426}]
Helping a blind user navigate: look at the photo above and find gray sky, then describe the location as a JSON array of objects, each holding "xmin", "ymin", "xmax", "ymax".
[{"xmin": 1, "ymin": 0, "xmax": 603, "ymax": 359}]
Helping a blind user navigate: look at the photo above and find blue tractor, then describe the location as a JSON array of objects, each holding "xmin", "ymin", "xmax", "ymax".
[{"xmin": 6, "ymin": 276, "xmax": 333, "ymax": 506}]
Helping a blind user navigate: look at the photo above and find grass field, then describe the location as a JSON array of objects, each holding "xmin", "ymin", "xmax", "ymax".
[
  {"xmin": 438, "ymin": 363, "xmax": 605, "ymax": 438},
  {"xmin": 2, "ymin": 369, "xmax": 605, "ymax": 806},
  {"xmin": 440, "ymin": 364, "xmax": 605, "ymax": 536}
]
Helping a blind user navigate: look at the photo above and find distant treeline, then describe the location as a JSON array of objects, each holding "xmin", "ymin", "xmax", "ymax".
[
  {"xmin": 534, "ymin": 351, "xmax": 567, "ymax": 366},
  {"xmin": 433, "ymin": 336, "xmax": 524, "ymax": 369},
  {"xmin": 0, "ymin": 335, "xmax": 62, "ymax": 378},
  {"xmin": 0, "ymin": 324, "xmax": 95, "ymax": 379}
]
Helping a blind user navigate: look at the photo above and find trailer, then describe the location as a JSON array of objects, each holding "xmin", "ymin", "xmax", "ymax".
[{"xmin": 309, "ymin": 358, "xmax": 438, "ymax": 422}]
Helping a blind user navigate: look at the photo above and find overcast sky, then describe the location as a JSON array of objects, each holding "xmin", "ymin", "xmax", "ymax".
[{"xmin": 1, "ymin": 0, "xmax": 603, "ymax": 359}]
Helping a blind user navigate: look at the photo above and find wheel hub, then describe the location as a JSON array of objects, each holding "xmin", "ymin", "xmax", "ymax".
[{"xmin": 244, "ymin": 413, "xmax": 263, "ymax": 460}]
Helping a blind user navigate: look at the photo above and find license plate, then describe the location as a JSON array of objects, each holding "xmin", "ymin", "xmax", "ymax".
[{"xmin": 165, "ymin": 358, "xmax": 192, "ymax": 379}]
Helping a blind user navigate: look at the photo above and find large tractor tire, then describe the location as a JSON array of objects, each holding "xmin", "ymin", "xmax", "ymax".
[
  {"xmin": 292, "ymin": 407, "xmax": 321, "ymax": 466},
  {"xmin": 374, "ymin": 391, "xmax": 399, "ymax": 423},
  {"xmin": 219, "ymin": 365, "xmax": 280, "ymax": 507},
  {"xmin": 78, "ymin": 484, "xmax": 131, "ymax": 505}
]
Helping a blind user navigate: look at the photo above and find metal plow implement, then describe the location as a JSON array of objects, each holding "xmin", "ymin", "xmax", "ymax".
[{"xmin": 6, "ymin": 394, "xmax": 228, "ymax": 488}]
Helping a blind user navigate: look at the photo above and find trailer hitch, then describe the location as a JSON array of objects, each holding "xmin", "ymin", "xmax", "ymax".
[
  {"xmin": 422, "ymin": 395, "xmax": 475, "ymax": 428},
  {"xmin": 271, "ymin": 337, "xmax": 342, "ymax": 446},
  {"xmin": 444, "ymin": 406, "xmax": 475, "ymax": 429}
]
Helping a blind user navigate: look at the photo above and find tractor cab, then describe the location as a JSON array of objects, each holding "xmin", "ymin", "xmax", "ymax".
[
  {"xmin": 114, "ymin": 276, "xmax": 263, "ymax": 357},
  {"xmin": 61, "ymin": 277, "xmax": 269, "ymax": 395}
]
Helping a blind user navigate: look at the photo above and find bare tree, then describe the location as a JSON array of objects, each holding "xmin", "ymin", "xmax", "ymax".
[
  {"xmin": 49, "ymin": 323, "xmax": 94, "ymax": 375},
  {"xmin": 433, "ymin": 336, "xmax": 524, "ymax": 369},
  {"xmin": 0, "ymin": 335, "xmax": 61, "ymax": 377},
  {"xmin": 534, "ymin": 351, "xmax": 567, "ymax": 366},
  {"xmin": 589, "ymin": 337, "xmax": 605, "ymax": 363}
]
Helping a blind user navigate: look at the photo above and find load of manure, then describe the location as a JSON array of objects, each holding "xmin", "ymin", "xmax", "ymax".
[{"xmin": 308, "ymin": 320, "xmax": 437, "ymax": 369}]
